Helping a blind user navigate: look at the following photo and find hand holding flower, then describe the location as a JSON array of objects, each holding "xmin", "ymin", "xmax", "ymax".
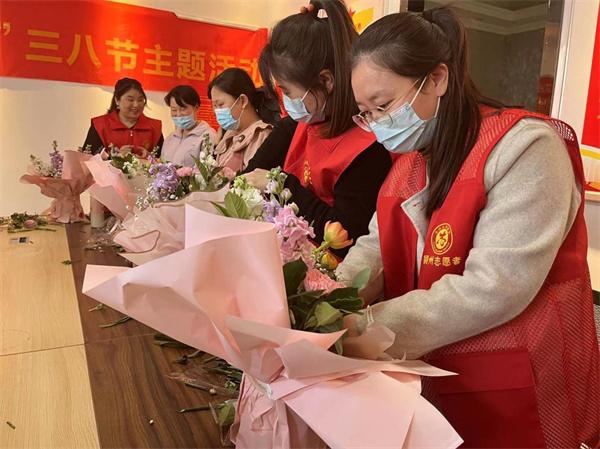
[{"xmin": 242, "ymin": 168, "xmax": 270, "ymax": 191}]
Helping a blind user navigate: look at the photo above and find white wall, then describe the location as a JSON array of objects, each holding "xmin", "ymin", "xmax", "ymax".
[
  {"xmin": 0, "ymin": 0, "xmax": 306, "ymax": 217},
  {"xmin": 110, "ymin": 0, "xmax": 307, "ymax": 29},
  {"xmin": 555, "ymin": 0, "xmax": 600, "ymax": 290},
  {"xmin": 0, "ymin": 77, "xmax": 177, "ymax": 216}
]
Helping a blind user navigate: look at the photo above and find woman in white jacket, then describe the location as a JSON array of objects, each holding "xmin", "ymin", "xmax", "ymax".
[{"xmin": 337, "ymin": 6, "xmax": 599, "ymax": 449}]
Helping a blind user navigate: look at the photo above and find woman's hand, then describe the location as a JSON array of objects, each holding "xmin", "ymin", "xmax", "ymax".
[
  {"xmin": 118, "ymin": 145, "xmax": 150, "ymax": 159},
  {"xmin": 242, "ymin": 168, "xmax": 270, "ymax": 191},
  {"xmin": 342, "ymin": 314, "xmax": 396, "ymax": 360}
]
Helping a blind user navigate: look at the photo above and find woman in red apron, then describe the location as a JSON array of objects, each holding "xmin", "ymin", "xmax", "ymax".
[
  {"xmin": 82, "ymin": 77, "xmax": 163, "ymax": 157},
  {"xmin": 243, "ymin": 0, "xmax": 391, "ymax": 255},
  {"xmin": 338, "ymin": 7, "xmax": 600, "ymax": 448}
]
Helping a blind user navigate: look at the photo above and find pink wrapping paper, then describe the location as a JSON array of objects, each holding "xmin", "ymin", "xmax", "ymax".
[
  {"xmin": 82, "ymin": 206, "xmax": 462, "ymax": 449},
  {"xmin": 84, "ymin": 156, "xmax": 137, "ymax": 219},
  {"xmin": 113, "ymin": 188, "xmax": 228, "ymax": 265},
  {"xmin": 20, "ymin": 150, "xmax": 94, "ymax": 223}
]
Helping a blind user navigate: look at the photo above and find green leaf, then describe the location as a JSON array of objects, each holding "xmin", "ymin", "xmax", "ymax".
[
  {"xmin": 303, "ymin": 315, "xmax": 317, "ymax": 330},
  {"xmin": 217, "ymin": 401, "xmax": 236, "ymax": 427},
  {"xmin": 352, "ymin": 267, "xmax": 371, "ymax": 290},
  {"xmin": 316, "ymin": 321, "xmax": 343, "ymax": 334},
  {"xmin": 211, "ymin": 202, "xmax": 230, "ymax": 217},
  {"xmin": 224, "ymin": 192, "xmax": 249, "ymax": 219},
  {"xmin": 210, "ymin": 166, "xmax": 224, "ymax": 177},
  {"xmin": 198, "ymin": 162, "xmax": 210, "ymax": 182},
  {"xmin": 283, "ymin": 259, "xmax": 308, "ymax": 296},
  {"xmin": 328, "ymin": 297, "xmax": 364, "ymax": 312},
  {"xmin": 314, "ymin": 302, "xmax": 343, "ymax": 327},
  {"xmin": 324, "ymin": 287, "xmax": 359, "ymax": 302}
]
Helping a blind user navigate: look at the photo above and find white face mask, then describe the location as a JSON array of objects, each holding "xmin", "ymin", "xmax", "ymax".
[
  {"xmin": 283, "ymin": 90, "xmax": 325, "ymax": 124},
  {"xmin": 370, "ymin": 77, "xmax": 439, "ymax": 154}
]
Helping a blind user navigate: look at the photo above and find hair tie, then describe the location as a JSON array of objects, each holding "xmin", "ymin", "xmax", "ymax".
[{"xmin": 317, "ymin": 8, "xmax": 328, "ymax": 19}]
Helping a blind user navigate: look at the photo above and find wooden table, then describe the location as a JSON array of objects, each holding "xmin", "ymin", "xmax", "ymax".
[{"xmin": 1, "ymin": 223, "xmax": 226, "ymax": 449}]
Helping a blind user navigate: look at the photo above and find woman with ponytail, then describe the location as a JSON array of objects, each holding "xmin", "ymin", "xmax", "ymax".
[
  {"xmin": 208, "ymin": 68, "xmax": 276, "ymax": 173},
  {"xmin": 338, "ymin": 7, "xmax": 599, "ymax": 448},
  {"xmin": 243, "ymin": 0, "xmax": 391, "ymax": 254}
]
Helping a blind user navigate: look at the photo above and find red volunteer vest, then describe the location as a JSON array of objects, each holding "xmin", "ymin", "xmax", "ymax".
[
  {"xmin": 92, "ymin": 110, "xmax": 162, "ymax": 154},
  {"xmin": 283, "ymin": 122, "xmax": 375, "ymax": 206},
  {"xmin": 378, "ymin": 107, "xmax": 599, "ymax": 448}
]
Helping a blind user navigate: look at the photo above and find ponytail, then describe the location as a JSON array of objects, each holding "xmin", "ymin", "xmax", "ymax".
[
  {"xmin": 250, "ymin": 87, "xmax": 280, "ymax": 125},
  {"xmin": 208, "ymin": 67, "xmax": 279, "ymax": 124},
  {"xmin": 353, "ymin": 7, "xmax": 503, "ymax": 217},
  {"xmin": 259, "ymin": 0, "xmax": 358, "ymax": 138}
]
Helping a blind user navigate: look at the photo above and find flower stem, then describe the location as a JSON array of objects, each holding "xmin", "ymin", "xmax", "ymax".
[
  {"xmin": 99, "ymin": 316, "xmax": 131, "ymax": 328},
  {"xmin": 179, "ymin": 405, "xmax": 211, "ymax": 413}
]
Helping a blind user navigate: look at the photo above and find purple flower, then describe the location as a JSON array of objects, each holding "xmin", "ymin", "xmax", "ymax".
[
  {"xmin": 49, "ymin": 149, "xmax": 63, "ymax": 177},
  {"xmin": 262, "ymin": 198, "xmax": 282, "ymax": 223},
  {"xmin": 148, "ymin": 162, "xmax": 180, "ymax": 202},
  {"xmin": 271, "ymin": 206, "xmax": 315, "ymax": 264}
]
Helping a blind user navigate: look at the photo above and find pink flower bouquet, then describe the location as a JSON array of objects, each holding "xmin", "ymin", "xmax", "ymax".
[
  {"xmin": 113, "ymin": 187, "xmax": 228, "ymax": 265},
  {"xmin": 83, "ymin": 205, "xmax": 461, "ymax": 449},
  {"xmin": 20, "ymin": 144, "xmax": 94, "ymax": 223},
  {"xmin": 84, "ymin": 156, "xmax": 138, "ymax": 220}
]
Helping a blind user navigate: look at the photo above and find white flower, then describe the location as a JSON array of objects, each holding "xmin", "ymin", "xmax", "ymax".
[
  {"xmin": 280, "ymin": 188, "xmax": 292, "ymax": 203},
  {"xmin": 265, "ymin": 179, "xmax": 278, "ymax": 195},
  {"xmin": 231, "ymin": 186, "xmax": 263, "ymax": 218}
]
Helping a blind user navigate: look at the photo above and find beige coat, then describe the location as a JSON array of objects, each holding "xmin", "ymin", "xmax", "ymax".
[{"xmin": 215, "ymin": 120, "xmax": 273, "ymax": 172}]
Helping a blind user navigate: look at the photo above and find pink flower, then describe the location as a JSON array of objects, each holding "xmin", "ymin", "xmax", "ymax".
[
  {"xmin": 222, "ymin": 167, "xmax": 236, "ymax": 181},
  {"xmin": 176, "ymin": 166, "xmax": 193, "ymax": 177},
  {"xmin": 272, "ymin": 206, "xmax": 315, "ymax": 264},
  {"xmin": 23, "ymin": 219, "xmax": 37, "ymax": 230},
  {"xmin": 304, "ymin": 269, "xmax": 344, "ymax": 294}
]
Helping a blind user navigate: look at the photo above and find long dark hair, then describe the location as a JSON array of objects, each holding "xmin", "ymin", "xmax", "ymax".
[
  {"xmin": 108, "ymin": 77, "xmax": 147, "ymax": 113},
  {"xmin": 208, "ymin": 68, "xmax": 278, "ymax": 125},
  {"xmin": 259, "ymin": 0, "xmax": 358, "ymax": 138},
  {"xmin": 353, "ymin": 7, "xmax": 502, "ymax": 217}
]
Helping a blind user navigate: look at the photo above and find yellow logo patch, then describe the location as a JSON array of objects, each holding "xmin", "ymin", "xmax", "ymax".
[
  {"xmin": 431, "ymin": 223, "xmax": 453, "ymax": 255},
  {"xmin": 303, "ymin": 160, "xmax": 312, "ymax": 186}
]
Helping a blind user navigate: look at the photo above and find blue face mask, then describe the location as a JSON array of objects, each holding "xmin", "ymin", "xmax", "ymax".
[
  {"xmin": 214, "ymin": 97, "xmax": 242, "ymax": 131},
  {"xmin": 172, "ymin": 114, "xmax": 196, "ymax": 130},
  {"xmin": 371, "ymin": 77, "xmax": 439, "ymax": 154},
  {"xmin": 283, "ymin": 90, "xmax": 325, "ymax": 124}
]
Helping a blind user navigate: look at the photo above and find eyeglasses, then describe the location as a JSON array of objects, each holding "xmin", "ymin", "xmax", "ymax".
[{"xmin": 352, "ymin": 77, "xmax": 423, "ymax": 132}]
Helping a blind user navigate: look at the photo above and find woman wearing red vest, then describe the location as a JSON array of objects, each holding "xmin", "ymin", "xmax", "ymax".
[
  {"xmin": 338, "ymin": 7, "xmax": 599, "ymax": 448},
  {"xmin": 243, "ymin": 0, "xmax": 391, "ymax": 255},
  {"xmin": 82, "ymin": 77, "xmax": 163, "ymax": 157}
]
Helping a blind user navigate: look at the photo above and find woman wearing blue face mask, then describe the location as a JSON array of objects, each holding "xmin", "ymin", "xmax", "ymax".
[
  {"xmin": 243, "ymin": 0, "xmax": 392, "ymax": 255},
  {"xmin": 208, "ymin": 68, "xmax": 278, "ymax": 173},
  {"xmin": 338, "ymin": 7, "xmax": 599, "ymax": 448},
  {"xmin": 162, "ymin": 85, "xmax": 218, "ymax": 167}
]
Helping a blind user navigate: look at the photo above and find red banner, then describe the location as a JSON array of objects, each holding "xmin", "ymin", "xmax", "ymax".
[
  {"xmin": 0, "ymin": 0, "xmax": 268, "ymax": 125},
  {"xmin": 582, "ymin": 7, "xmax": 600, "ymax": 151}
]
